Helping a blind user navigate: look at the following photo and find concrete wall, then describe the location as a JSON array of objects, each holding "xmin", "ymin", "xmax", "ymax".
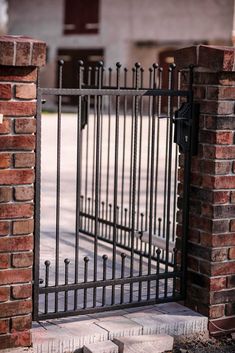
[{"xmin": 7, "ymin": 0, "xmax": 234, "ymax": 88}]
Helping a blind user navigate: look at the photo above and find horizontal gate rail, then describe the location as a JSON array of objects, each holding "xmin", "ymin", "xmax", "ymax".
[{"xmin": 38, "ymin": 87, "xmax": 189, "ymax": 97}]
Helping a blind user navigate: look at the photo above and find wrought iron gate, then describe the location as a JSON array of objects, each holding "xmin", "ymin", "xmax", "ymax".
[{"xmin": 33, "ymin": 61, "xmax": 198, "ymax": 320}]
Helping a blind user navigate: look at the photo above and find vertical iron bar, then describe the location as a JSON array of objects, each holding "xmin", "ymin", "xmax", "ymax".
[
  {"xmin": 64, "ymin": 258, "xmax": 70, "ymax": 312},
  {"xmin": 155, "ymin": 249, "xmax": 161, "ymax": 299},
  {"xmin": 112, "ymin": 62, "xmax": 121, "ymax": 305},
  {"xmin": 181, "ymin": 65, "xmax": 194, "ymax": 298},
  {"xmin": 93, "ymin": 62, "xmax": 103, "ymax": 307},
  {"xmin": 147, "ymin": 63, "xmax": 158, "ymax": 300},
  {"xmin": 164, "ymin": 64, "xmax": 175, "ymax": 298},
  {"xmin": 33, "ymin": 81, "xmax": 42, "ymax": 320},
  {"xmin": 120, "ymin": 253, "xmax": 126, "ymax": 304},
  {"xmin": 83, "ymin": 257, "xmax": 89, "ymax": 309},
  {"xmin": 44, "ymin": 260, "xmax": 50, "ymax": 314},
  {"xmin": 102, "ymin": 255, "xmax": 108, "ymax": 306},
  {"xmin": 137, "ymin": 68, "xmax": 144, "ymax": 231},
  {"xmin": 130, "ymin": 63, "xmax": 140, "ymax": 302},
  {"xmin": 74, "ymin": 60, "xmax": 84, "ymax": 309},
  {"xmin": 145, "ymin": 68, "xmax": 153, "ymax": 231},
  {"xmin": 138, "ymin": 252, "xmax": 143, "ymax": 302},
  {"xmin": 55, "ymin": 60, "xmax": 63, "ymax": 312}
]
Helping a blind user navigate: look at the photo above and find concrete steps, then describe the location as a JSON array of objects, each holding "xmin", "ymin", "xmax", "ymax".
[{"xmin": 83, "ymin": 334, "xmax": 174, "ymax": 353}]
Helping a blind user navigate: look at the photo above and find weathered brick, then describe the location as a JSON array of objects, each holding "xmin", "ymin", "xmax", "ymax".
[
  {"xmin": 0, "ymin": 153, "xmax": 11, "ymax": 168},
  {"xmin": 193, "ymin": 85, "xmax": 206, "ymax": 99},
  {"xmin": 208, "ymin": 305, "xmax": 225, "ymax": 319},
  {"xmin": 231, "ymin": 192, "xmax": 235, "ymax": 203},
  {"xmin": 0, "ymin": 135, "xmax": 35, "ymax": 151},
  {"xmin": 0, "ymin": 331, "xmax": 31, "ymax": 349},
  {"xmin": 0, "ymin": 169, "xmax": 34, "ymax": 185},
  {"xmin": 0, "ymin": 66, "xmax": 37, "ymax": 83},
  {"xmin": 0, "ymin": 40, "xmax": 14, "ymax": 66},
  {"xmin": 210, "ymin": 289, "xmax": 235, "ymax": 305},
  {"xmin": 199, "ymin": 130, "xmax": 233, "ymax": 145},
  {"xmin": 12, "ymin": 252, "xmax": 33, "ymax": 268},
  {"xmin": 209, "ymin": 277, "xmax": 227, "ymax": 291},
  {"xmin": 207, "ymin": 86, "xmax": 235, "ymax": 100},
  {"xmin": 15, "ymin": 41, "xmax": 31, "ymax": 66},
  {"xmin": 228, "ymin": 247, "xmax": 235, "ymax": 260},
  {"xmin": 0, "ymin": 84, "xmax": 11, "ymax": 100},
  {"xmin": 0, "ymin": 319, "xmax": 9, "ymax": 334},
  {"xmin": 225, "ymin": 303, "xmax": 235, "ymax": 316},
  {"xmin": 14, "ymin": 118, "xmax": 36, "ymax": 134},
  {"xmin": 11, "ymin": 284, "xmax": 32, "ymax": 300},
  {"xmin": 14, "ymin": 186, "xmax": 34, "ymax": 201},
  {"xmin": 0, "ymin": 287, "xmax": 10, "ymax": 302},
  {"xmin": 211, "ymin": 262, "xmax": 235, "ymax": 276},
  {"xmin": 0, "ymin": 101, "xmax": 36, "ymax": 116},
  {"xmin": 32, "ymin": 41, "xmax": 46, "ymax": 66},
  {"xmin": 0, "ymin": 268, "xmax": 32, "ymax": 285},
  {"xmin": 230, "ymin": 220, "xmax": 235, "ymax": 232},
  {"xmin": 227, "ymin": 275, "xmax": 235, "ymax": 288},
  {"xmin": 0, "ymin": 203, "xmax": 33, "ymax": 219},
  {"xmin": 0, "ymin": 235, "xmax": 33, "ymax": 252},
  {"xmin": 15, "ymin": 84, "xmax": 36, "ymax": 100},
  {"xmin": 202, "ymin": 175, "xmax": 235, "ymax": 189},
  {"xmin": 200, "ymin": 101, "xmax": 234, "ymax": 115},
  {"xmin": 205, "ymin": 116, "xmax": 235, "ymax": 130},
  {"xmin": 14, "ymin": 152, "xmax": 35, "ymax": 168},
  {"xmin": 0, "ymin": 119, "xmax": 11, "ymax": 134},
  {"xmin": 0, "ymin": 253, "xmax": 10, "ymax": 269},
  {"xmin": 0, "ymin": 187, "xmax": 12, "ymax": 203},
  {"xmin": 0, "ymin": 221, "xmax": 10, "ymax": 236},
  {"xmin": 11, "ymin": 315, "xmax": 31, "ymax": 332},
  {"xmin": 13, "ymin": 219, "xmax": 34, "ymax": 235}
]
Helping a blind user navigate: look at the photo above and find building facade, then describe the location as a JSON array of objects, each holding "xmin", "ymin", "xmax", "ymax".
[{"xmin": 8, "ymin": 0, "xmax": 235, "ymax": 90}]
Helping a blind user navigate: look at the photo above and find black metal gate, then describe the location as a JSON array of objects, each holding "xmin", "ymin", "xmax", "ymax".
[{"xmin": 33, "ymin": 61, "xmax": 198, "ymax": 320}]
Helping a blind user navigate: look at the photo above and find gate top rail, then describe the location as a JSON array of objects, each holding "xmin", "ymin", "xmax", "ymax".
[{"xmin": 38, "ymin": 87, "xmax": 190, "ymax": 97}]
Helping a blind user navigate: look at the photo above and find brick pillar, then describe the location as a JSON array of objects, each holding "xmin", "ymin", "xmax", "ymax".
[
  {"xmin": 0, "ymin": 36, "xmax": 46, "ymax": 349},
  {"xmin": 174, "ymin": 45, "xmax": 235, "ymax": 335}
]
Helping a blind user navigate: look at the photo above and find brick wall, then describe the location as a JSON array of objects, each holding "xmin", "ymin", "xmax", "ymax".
[
  {"xmin": 0, "ymin": 36, "xmax": 46, "ymax": 349},
  {"xmin": 174, "ymin": 45, "xmax": 235, "ymax": 335}
]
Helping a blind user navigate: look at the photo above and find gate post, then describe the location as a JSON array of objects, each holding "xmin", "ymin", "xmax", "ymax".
[
  {"xmin": 0, "ymin": 36, "xmax": 46, "ymax": 349},
  {"xmin": 174, "ymin": 45, "xmax": 235, "ymax": 335}
]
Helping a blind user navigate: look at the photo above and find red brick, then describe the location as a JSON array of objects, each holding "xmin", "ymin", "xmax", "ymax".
[
  {"xmin": 13, "ymin": 220, "xmax": 34, "ymax": 235},
  {"xmin": 0, "ymin": 101, "xmax": 36, "ymax": 116},
  {"xmin": 231, "ymin": 220, "xmax": 235, "ymax": 232},
  {"xmin": 0, "ymin": 67, "xmax": 37, "ymax": 82},
  {"xmin": 0, "ymin": 235, "xmax": 33, "ymax": 252},
  {"xmin": 0, "ymin": 253, "xmax": 10, "ymax": 269},
  {"xmin": 14, "ymin": 152, "xmax": 35, "ymax": 168},
  {"xmin": 207, "ymin": 86, "xmax": 235, "ymax": 100},
  {"xmin": 12, "ymin": 252, "xmax": 33, "ymax": 268},
  {"xmin": 0, "ymin": 319, "xmax": 9, "ymax": 334},
  {"xmin": 0, "ymin": 203, "xmax": 33, "ymax": 219},
  {"xmin": 209, "ymin": 317, "xmax": 235, "ymax": 335},
  {"xmin": 0, "ymin": 331, "xmax": 31, "ymax": 349},
  {"xmin": 0, "ymin": 268, "xmax": 32, "ymax": 285},
  {"xmin": 0, "ymin": 221, "xmax": 10, "ymax": 236},
  {"xmin": 14, "ymin": 186, "xmax": 34, "ymax": 201},
  {"xmin": 209, "ymin": 277, "xmax": 227, "ymax": 291},
  {"xmin": 0, "ymin": 135, "xmax": 35, "ymax": 151},
  {"xmin": 231, "ymin": 192, "xmax": 235, "ymax": 203},
  {"xmin": 0, "ymin": 153, "xmax": 11, "ymax": 168},
  {"xmin": 211, "ymin": 262, "xmax": 235, "ymax": 276},
  {"xmin": 193, "ymin": 85, "xmax": 206, "ymax": 99},
  {"xmin": 11, "ymin": 315, "xmax": 31, "ymax": 332},
  {"xmin": 14, "ymin": 118, "xmax": 36, "ymax": 134},
  {"xmin": 208, "ymin": 305, "xmax": 225, "ymax": 319},
  {"xmin": 213, "ymin": 191, "xmax": 230, "ymax": 204},
  {"xmin": 0, "ymin": 40, "xmax": 14, "ymax": 66},
  {"xmin": 200, "ymin": 101, "xmax": 234, "ymax": 115},
  {"xmin": 225, "ymin": 303, "xmax": 235, "ymax": 316},
  {"xmin": 0, "ymin": 187, "xmax": 12, "ymax": 202},
  {"xmin": 228, "ymin": 247, "xmax": 235, "ymax": 260},
  {"xmin": 0, "ymin": 287, "xmax": 10, "ymax": 302},
  {"xmin": 15, "ymin": 41, "xmax": 31, "ymax": 66},
  {"xmin": 203, "ymin": 145, "xmax": 235, "ymax": 159},
  {"xmin": 0, "ymin": 84, "xmax": 11, "ymax": 100},
  {"xmin": 201, "ymin": 160, "xmax": 231, "ymax": 175},
  {"xmin": 32, "ymin": 41, "xmax": 47, "ymax": 66},
  {"xmin": 202, "ymin": 175, "xmax": 235, "ymax": 189},
  {"xmin": 0, "ymin": 119, "xmax": 11, "ymax": 134},
  {"xmin": 11, "ymin": 284, "xmax": 32, "ymax": 299},
  {"xmin": 200, "ymin": 130, "xmax": 233, "ymax": 145},
  {"xmin": 0, "ymin": 169, "xmax": 34, "ymax": 185},
  {"xmin": 210, "ymin": 248, "xmax": 228, "ymax": 262},
  {"xmin": 15, "ymin": 84, "xmax": 36, "ymax": 100}
]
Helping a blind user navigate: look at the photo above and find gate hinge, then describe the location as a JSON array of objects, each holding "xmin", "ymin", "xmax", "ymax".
[{"xmin": 174, "ymin": 102, "xmax": 200, "ymax": 155}]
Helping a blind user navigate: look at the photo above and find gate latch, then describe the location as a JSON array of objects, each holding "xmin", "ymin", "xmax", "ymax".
[{"xmin": 174, "ymin": 102, "xmax": 199, "ymax": 155}]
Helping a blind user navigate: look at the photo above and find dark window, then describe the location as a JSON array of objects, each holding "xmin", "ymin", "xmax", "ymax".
[
  {"xmin": 58, "ymin": 48, "xmax": 104, "ymax": 105},
  {"xmin": 64, "ymin": 0, "xmax": 100, "ymax": 35}
]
